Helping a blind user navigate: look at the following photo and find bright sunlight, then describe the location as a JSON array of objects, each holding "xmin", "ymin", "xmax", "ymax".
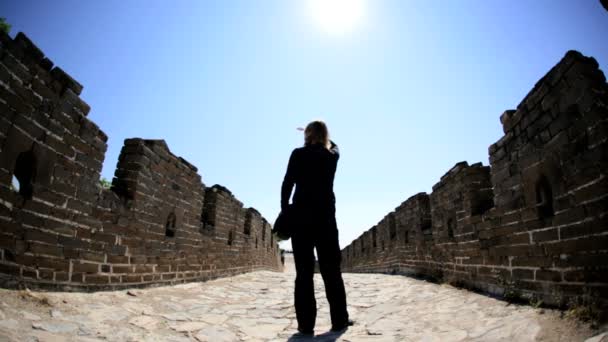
[{"xmin": 307, "ymin": 0, "xmax": 366, "ymax": 35}]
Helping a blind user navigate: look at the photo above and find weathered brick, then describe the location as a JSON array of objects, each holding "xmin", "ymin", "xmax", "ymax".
[
  {"xmin": 531, "ymin": 229, "xmax": 558, "ymax": 244},
  {"xmin": 28, "ymin": 242, "xmax": 63, "ymax": 257},
  {"xmin": 35, "ymin": 256, "xmax": 69, "ymax": 271},
  {"xmin": 72, "ymin": 262, "xmax": 99, "ymax": 273},
  {"xmin": 91, "ymin": 232, "xmax": 117, "ymax": 245},
  {"xmin": 54, "ymin": 271, "xmax": 69, "ymax": 282},
  {"xmin": 22, "ymin": 268, "xmax": 37, "ymax": 279},
  {"xmin": 134, "ymin": 265, "xmax": 154, "ymax": 273},
  {"xmin": 544, "ymin": 235, "xmax": 608, "ymax": 255},
  {"xmin": 85, "ymin": 274, "xmax": 109, "ymax": 284},
  {"xmin": 24, "ymin": 229, "xmax": 58, "ymax": 245},
  {"xmin": 553, "ymin": 206, "xmax": 586, "ymax": 226},
  {"xmin": 112, "ymin": 265, "xmax": 134, "ymax": 274},
  {"xmin": 58, "ymin": 236, "xmax": 90, "ymax": 250},
  {"xmin": 121, "ymin": 274, "xmax": 142, "ymax": 283},
  {"xmin": 555, "ymin": 253, "xmax": 608, "ymax": 268},
  {"xmin": 70, "ymin": 272, "xmax": 84, "ymax": 282},
  {"xmin": 535, "ymin": 270, "xmax": 562, "ymax": 282},
  {"xmin": 30, "ymin": 77, "xmax": 56, "ymax": 100},
  {"xmin": 80, "ymin": 252, "xmax": 105, "ymax": 263},
  {"xmin": 66, "ymin": 198, "xmax": 92, "ymax": 215},
  {"xmin": 512, "ymin": 268, "xmax": 535, "ymax": 280},
  {"xmin": 563, "ymin": 270, "xmax": 608, "ymax": 283},
  {"xmin": 511, "ymin": 256, "xmax": 553, "ymax": 268},
  {"xmin": 38, "ymin": 268, "xmax": 54, "ymax": 280},
  {"xmin": 0, "ymin": 262, "xmax": 21, "ymax": 276}
]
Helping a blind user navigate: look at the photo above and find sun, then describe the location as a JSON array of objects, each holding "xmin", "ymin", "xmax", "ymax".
[{"xmin": 307, "ymin": 0, "xmax": 366, "ymax": 35}]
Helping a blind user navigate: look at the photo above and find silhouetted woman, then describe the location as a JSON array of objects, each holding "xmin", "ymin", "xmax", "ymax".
[{"xmin": 281, "ymin": 121, "xmax": 351, "ymax": 335}]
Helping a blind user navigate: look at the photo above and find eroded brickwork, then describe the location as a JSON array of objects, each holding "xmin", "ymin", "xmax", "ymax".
[
  {"xmin": 0, "ymin": 32, "xmax": 282, "ymax": 290},
  {"xmin": 342, "ymin": 50, "xmax": 608, "ymax": 307}
]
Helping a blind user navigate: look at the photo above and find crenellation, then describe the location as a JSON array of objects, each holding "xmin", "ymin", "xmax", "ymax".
[
  {"xmin": 343, "ymin": 50, "xmax": 608, "ymax": 307},
  {"xmin": 0, "ymin": 32, "xmax": 282, "ymax": 290}
]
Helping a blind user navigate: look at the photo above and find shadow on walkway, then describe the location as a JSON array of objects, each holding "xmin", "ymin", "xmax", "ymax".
[{"xmin": 287, "ymin": 330, "xmax": 346, "ymax": 342}]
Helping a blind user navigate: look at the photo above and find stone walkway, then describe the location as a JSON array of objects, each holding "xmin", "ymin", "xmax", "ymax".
[{"xmin": 0, "ymin": 255, "xmax": 603, "ymax": 341}]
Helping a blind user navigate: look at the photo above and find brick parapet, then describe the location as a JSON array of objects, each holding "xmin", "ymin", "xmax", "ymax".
[
  {"xmin": 342, "ymin": 50, "xmax": 608, "ymax": 307},
  {"xmin": 0, "ymin": 32, "xmax": 282, "ymax": 290}
]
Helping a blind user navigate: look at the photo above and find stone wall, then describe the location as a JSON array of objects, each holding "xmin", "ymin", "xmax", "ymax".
[
  {"xmin": 0, "ymin": 32, "xmax": 282, "ymax": 290},
  {"xmin": 342, "ymin": 50, "xmax": 608, "ymax": 307}
]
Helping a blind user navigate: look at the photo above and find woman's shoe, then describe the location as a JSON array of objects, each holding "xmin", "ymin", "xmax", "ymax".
[
  {"xmin": 296, "ymin": 328, "xmax": 314, "ymax": 336},
  {"xmin": 330, "ymin": 319, "xmax": 354, "ymax": 332}
]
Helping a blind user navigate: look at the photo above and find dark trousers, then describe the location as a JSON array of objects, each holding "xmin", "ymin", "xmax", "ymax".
[{"xmin": 291, "ymin": 212, "xmax": 349, "ymax": 332}]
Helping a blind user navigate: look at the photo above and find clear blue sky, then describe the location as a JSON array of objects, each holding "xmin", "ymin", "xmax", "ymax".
[{"xmin": 2, "ymin": 1, "xmax": 607, "ymax": 249}]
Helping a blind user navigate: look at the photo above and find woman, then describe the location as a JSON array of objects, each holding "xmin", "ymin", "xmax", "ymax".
[{"xmin": 281, "ymin": 120, "xmax": 352, "ymax": 335}]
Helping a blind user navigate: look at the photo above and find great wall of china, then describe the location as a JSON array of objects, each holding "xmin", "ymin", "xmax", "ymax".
[{"xmin": 0, "ymin": 30, "xmax": 606, "ymax": 311}]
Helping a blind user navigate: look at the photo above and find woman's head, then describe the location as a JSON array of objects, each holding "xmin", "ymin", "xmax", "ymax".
[{"xmin": 304, "ymin": 120, "xmax": 330, "ymax": 148}]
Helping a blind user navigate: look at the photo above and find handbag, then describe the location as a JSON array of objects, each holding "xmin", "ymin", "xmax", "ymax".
[{"xmin": 272, "ymin": 205, "xmax": 295, "ymax": 241}]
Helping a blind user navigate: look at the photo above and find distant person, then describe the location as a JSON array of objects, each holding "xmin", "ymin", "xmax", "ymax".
[{"xmin": 281, "ymin": 120, "xmax": 352, "ymax": 336}]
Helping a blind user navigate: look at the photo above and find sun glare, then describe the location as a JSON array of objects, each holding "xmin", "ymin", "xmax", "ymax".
[{"xmin": 307, "ymin": 0, "xmax": 366, "ymax": 35}]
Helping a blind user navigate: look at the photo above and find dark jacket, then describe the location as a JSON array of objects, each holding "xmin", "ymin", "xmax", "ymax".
[{"xmin": 281, "ymin": 141, "xmax": 340, "ymax": 214}]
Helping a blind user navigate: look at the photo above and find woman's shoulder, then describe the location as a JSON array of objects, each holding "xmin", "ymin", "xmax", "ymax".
[{"xmin": 289, "ymin": 147, "xmax": 305, "ymax": 160}]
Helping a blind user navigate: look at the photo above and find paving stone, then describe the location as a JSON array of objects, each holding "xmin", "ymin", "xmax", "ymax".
[
  {"xmin": 128, "ymin": 315, "xmax": 162, "ymax": 330},
  {"xmin": 0, "ymin": 256, "xmax": 599, "ymax": 341},
  {"xmin": 162, "ymin": 312, "xmax": 192, "ymax": 321},
  {"xmin": 0, "ymin": 319, "xmax": 18, "ymax": 331},
  {"xmin": 50, "ymin": 309, "xmax": 63, "ymax": 318},
  {"xmin": 31, "ymin": 320, "xmax": 79, "ymax": 333},
  {"xmin": 168, "ymin": 321, "xmax": 209, "ymax": 332},
  {"xmin": 22, "ymin": 312, "xmax": 41, "ymax": 321},
  {"xmin": 0, "ymin": 331, "xmax": 20, "ymax": 342},
  {"xmin": 194, "ymin": 326, "xmax": 238, "ymax": 342},
  {"xmin": 197, "ymin": 313, "xmax": 229, "ymax": 325}
]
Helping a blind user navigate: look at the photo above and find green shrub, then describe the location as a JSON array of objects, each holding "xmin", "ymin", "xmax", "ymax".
[
  {"xmin": 0, "ymin": 18, "xmax": 10, "ymax": 35},
  {"xmin": 99, "ymin": 178, "xmax": 112, "ymax": 189}
]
